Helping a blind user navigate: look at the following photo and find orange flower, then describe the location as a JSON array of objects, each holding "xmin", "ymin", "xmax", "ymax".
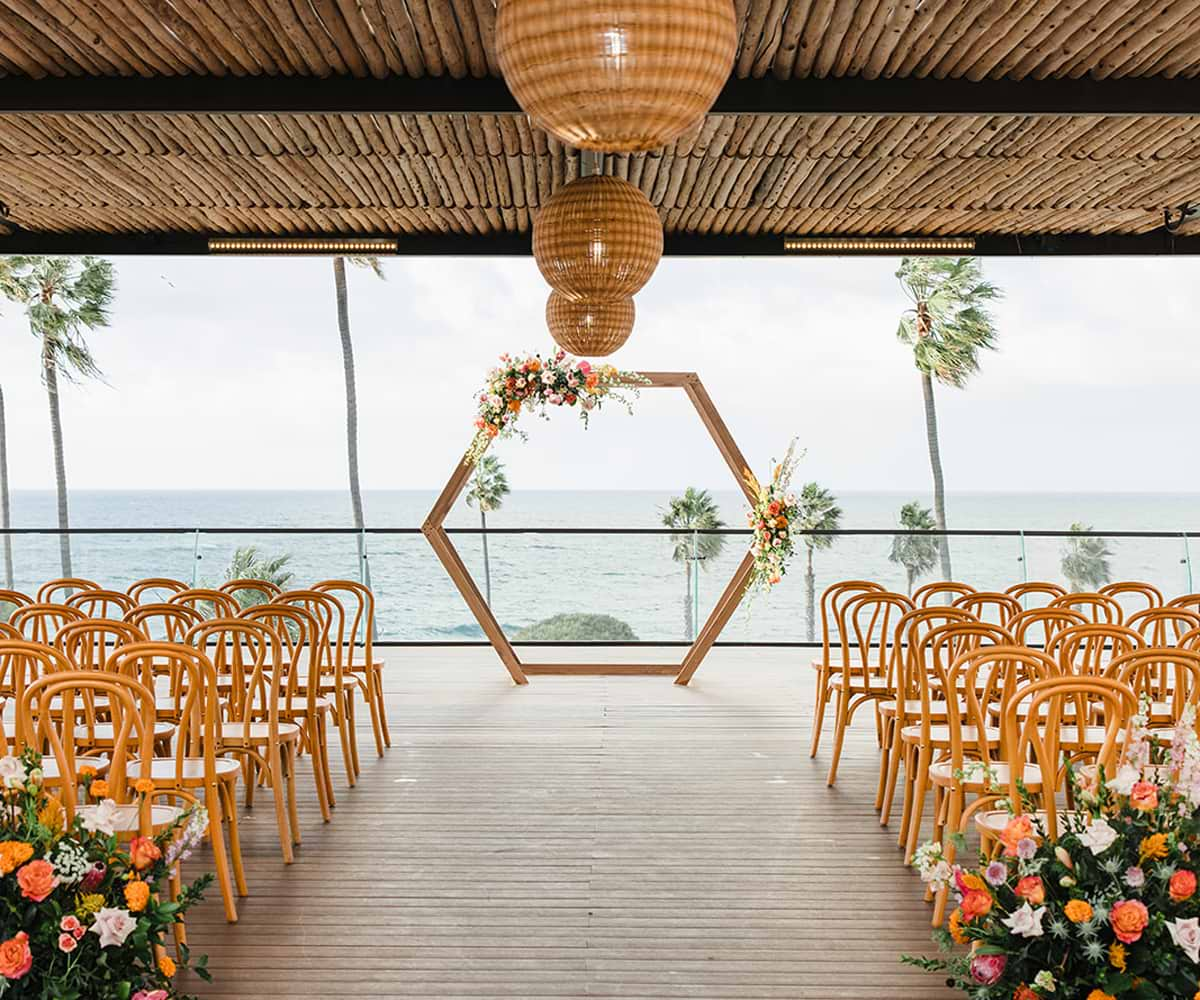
[
  {"xmin": 89, "ymin": 779, "xmax": 109, "ymax": 799},
  {"xmin": 78, "ymin": 766, "xmax": 97, "ymax": 780},
  {"xmin": 1110, "ymin": 899, "xmax": 1150, "ymax": 944},
  {"xmin": 0, "ymin": 931, "xmax": 31, "ymax": 980},
  {"xmin": 1087, "ymin": 992, "xmax": 1116, "ymax": 1000},
  {"xmin": 0, "ymin": 842, "xmax": 33, "ymax": 876},
  {"xmin": 528, "ymin": 359, "xmax": 541, "ymax": 373},
  {"xmin": 1013, "ymin": 987, "xmax": 1039, "ymax": 1000},
  {"xmin": 1140, "ymin": 832, "xmax": 1169, "ymax": 862},
  {"xmin": 1014, "ymin": 875, "xmax": 1045, "ymax": 905},
  {"xmin": 1171, "ymin": 869, "xmax": 1197, "ymax": 903},
  {"xmin": 999, "ymin": 814, "xmax": 1034, "ymax": 856},
  {"xmin": 1129, "ymin": 780, "xmax": 1159, "ymax": 811},
  {"xmin": 960, "ymin": 889, "xmax": 992, "ymax": 921},
  {"xmin": 129, "ymin": 836, "xmax": 162, "ymax": 871},
  {"xmin": 38, "ymin": 795, "xmax": 65, "ymax": 833},
  {"xmin": 507, "ymin": 400, "xmax": 521, "ymax": 413},
  {"xmin": 1109, "ymin": 943, "xmax": 1126, "ymax": 972},
  {"xmin": 959, "ymin": 871, "xmax": 987, "ymax": 893},
  {"xmin": 134, "ymin": 778, "xmax": 155, "ymax": 796},
  {"xmin": 1064, "ymin": 899, "xmax": 1093, "ymax": 924},
  {"xmin": 948, "ymin": 908, "xmax": 968, "ymax": 944},
  {"xmin": 124, "ymin": 879, "xmax": 150, "ymax": 913},
  {"xmin": 16, "ymin": 859, "xmax": 56, "ymax": 902},
  {"xmin": 159, "ymin": 954, "xmax": 176, "ymax": 978}
]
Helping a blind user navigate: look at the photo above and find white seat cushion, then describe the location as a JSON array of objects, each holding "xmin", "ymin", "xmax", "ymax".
[
  {"xmin": 219, "ymin": 721, "xmax": 301, "ymax": 741},
  {"xmin": 76, "ymin": 721, "xmax": 176, "ymax": 742},
  {"xmin": 125, "ymin": 757, "xmax": 241, "ymax": 781},
  {"xmin": 929, "ymin": 759, "xmax": 1043, "ymax": 788},
  {"xmin": 900, "ymin": 724, "xmax": 1000, "ymax": 745},
  {"xmin": 77, "ymin": 802, "xmax": 184, "ymax": 833}
]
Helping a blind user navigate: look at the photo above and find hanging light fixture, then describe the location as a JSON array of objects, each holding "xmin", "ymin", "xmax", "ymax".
[
  {"xmin": 546, "ymin": 291, "xmax": 635, "ymax": 357},
  {"xmin": 533, "ymin": 174, "xmax": 663, "ymax": 301},
  {"xmin": 496, "ymin": 0, "xmax": 738, "ymax": 152}
]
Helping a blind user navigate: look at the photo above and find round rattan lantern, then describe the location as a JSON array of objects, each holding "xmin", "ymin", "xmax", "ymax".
[
  {"xmin": 496, "ymin": 0, "xmax": 737, "ymax": 152},
  {"xmin": 533, "ymin": 175, "xmax": 663, "ymax": 302},
  {"xmin": 546, "ymin": 291, "xmax": 635, "ymax": 357}
]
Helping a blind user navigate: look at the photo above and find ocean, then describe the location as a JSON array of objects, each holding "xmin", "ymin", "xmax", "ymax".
[{"xmin": 4, "ymin": 490, "xmax": 1199, "ymax": 643}]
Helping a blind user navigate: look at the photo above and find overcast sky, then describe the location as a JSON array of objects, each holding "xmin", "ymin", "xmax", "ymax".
[{"xmin": 0, "ymin": 253, "xmax": 1195, "ymax": 493}]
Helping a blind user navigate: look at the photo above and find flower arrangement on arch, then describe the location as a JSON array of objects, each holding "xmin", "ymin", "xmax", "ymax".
[
  {"xmin": 466, "ymin": 350, "xmax": 646, "ymax": 463},
  {"xmin": 0, "ymin": 749, "xmax": 211, "ymax": 999},
  {"xmin": 906, "ymin": 702, "xmax": 1200, "ymax": 1000},
  {"xmin": 744, "ymin": 440, "xmax": 801, "ymax": 592}
]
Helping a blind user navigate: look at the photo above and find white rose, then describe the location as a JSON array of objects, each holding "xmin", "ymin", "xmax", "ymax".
[
  {"xmin": 1076, "ymin": 816, "xmax": 1119, "ymax": 855},
  {"xmin": 0, "ymin": 756, "xmax": 24, "ymax": 784},
  {"xmin": 1109, "ymin": 764, "xmax": 1140, "ymax": 796},
  {"xmin": 90, "ymin": 907, "xmax": 137, "ymax": 948},
  {"xmin": 1002, "ymin": 902, "xmax": 1047, "ymax": 939},
  {"xmin": 1170, "ymin": 917, "xmax": 1200, "ymax": 964},
  {"xmin": 81, "ymin": 798, "xmax": 119, "ymax": 837}
]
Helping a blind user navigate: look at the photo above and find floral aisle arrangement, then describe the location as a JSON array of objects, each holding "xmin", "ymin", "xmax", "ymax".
[
  {"xmin": 744, "ymin": 441, "xmax": 801, "ymax": 592},
  {"xmin": 467, "ymin": 350, "xmax": 646, "ymax": 462},
  {"xmin": 0, "ymin": 751, "xmax": 211, "ymax": 999},
  {"xmin": 907, "ymin": 703, "xmax": 1200, "ymax": 1000}
]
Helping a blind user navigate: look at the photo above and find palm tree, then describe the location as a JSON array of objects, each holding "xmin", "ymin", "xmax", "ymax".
[
  {"xmin": 333, "ymin": 255, "xmax": 384, "ymax": 583},
  {"xmin": 1061, "ymin": 522, "xmax": 1113, "ymax": 592},
  {"xmin": 889, "ymin": 501, "xmax": 940, "ymax": 595},
  {"xmin": 662, "ymin": 488, "xmax": 726, "ymax": 641},
  {"xmin": 0, "ymin": 258, "xmax": 16, "ymax": 589},
  {"xmin": 464, "ymin": 455, "xmax": 510, "ymax": 605},
  {"xmin": 896, "ymin": 256, "xmax": 1001, "ymax": 580},
  {"xmin": 2, "ymin": 256, "xmax": 114, "ymax": 576},
  {"xmin": 795, "ymin": 482, "xmax": 842, "ymax": 641}
]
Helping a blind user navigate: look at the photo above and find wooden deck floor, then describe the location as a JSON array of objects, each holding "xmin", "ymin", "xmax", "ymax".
[{"xmin": 181, "ymin": 648, "xmax": 957, "ymax": 999}]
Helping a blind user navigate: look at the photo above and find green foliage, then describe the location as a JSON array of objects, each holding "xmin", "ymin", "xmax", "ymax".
[
  {"xmin": 889, "ymin": 501, "xmax": 940, "ymax": 592},
  {"xmin": 795, "ymin": 481, "xmax": 841, "ymax": 551},
  {"xmin": 221, "ymin": 547, "xmax": 293, "ymax": 609},
  {"xmin": 513, "ymin": 613, "xmax": 638, "ymax": 641},
  {"xmin": 661, "ymin": 488, "xmax": 726, "ymax": 566},
  {"xmin": 895, "ymin": 256, "xmax": 1001, "ymax": 388},
  {"xmin": 1061, "ymin": 522, "xmax": 1113, "ymax": 592},
  {"xmin": 465, "ymin": 455, "xmax": 510, "ymax": 515}
]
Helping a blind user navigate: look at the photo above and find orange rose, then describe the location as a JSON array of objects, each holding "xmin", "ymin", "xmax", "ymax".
[
  {"xmin": 1000, "ymin": 815, "xmax": 1034, "ymax": 856},
  {"xmin": 134, "ymin": 778, "xmax": 155, "ymax": 796},
  {"xmin": 1129, "ymin": 781, "xmax": 1159, "ymax": 811},
  {"xmin": 959, "ymin": 871, "xmax": 987, "ymax": 893},
  {"xmin": 16, "ymin": 859, "xmax": 57, "ymax": 902},
  {"xmin": 0, "ymin": 842, "xmax": 33, "ymax": 876},
  {"xmin": 528, "ymin": 360, "xmax": 541, "ymax": 373},
  {"xmin": 0, "ymin": 931, "xmax": 31, "ymax": 980},
  {"xmin": 948, "ymin": 908, "xmax": 969, "ymax": 944},
  {"xmin": 1013, "ymin": 987, "xmax": 1039, "ymax": 1000},
  {"xmin": 1110, "ymin": 899, "xmax": 1150, "ymax": 944},
  {"xmin": 1087, "ymin": 992, "xmax": 1116, "ymax": 1000},
  {"xmin": 1171, "ymin": 869, "xmax": 1198, "ymax": 903},
  {"xmin": 124, "ymin": 879, "xmax": 150, "ymax": 913},
  {"xmin": 1014, "ymin": 875, "xmax": 1045, "ymax": 905},
  {"xmin": 78, "ymin": 766, "xmax": 97, "ymax": 780},
  {"xmin": 159, "ymin": 954, "xmax": 176, "ymax": 977},
  {"xmin": 128, "ymin": 836, "xmax": 162, "ymax": 871},
  {"xmin": 960, "ymin": 889, "xmax": 993, "ymax": 921},
  {"xmin": 89, "ymin": 779, "xmax": 109, "ymax": 799},
  {"xmin": 1064, "ymin": 899, "xmax": 1094, "ymax": 923}
]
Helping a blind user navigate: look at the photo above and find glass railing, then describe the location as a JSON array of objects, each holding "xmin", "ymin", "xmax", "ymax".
[{"xmin": 0, "ymin": 527, "xmax": 1193, "ymax": 645}]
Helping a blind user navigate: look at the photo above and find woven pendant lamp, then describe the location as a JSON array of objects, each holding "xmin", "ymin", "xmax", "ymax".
[
  {"xmin": 533, "ymin": 175, "xmax": 663, "ymax": 302},
  {"xmin": 547, "ymin": 292, "xmax": 635, "ymax": 357},
  {"xmin": 496, "ymin": 0, "xmax": 737, "ymax": 152}
]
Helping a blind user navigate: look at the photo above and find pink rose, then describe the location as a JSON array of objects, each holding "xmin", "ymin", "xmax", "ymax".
[
  {"xmin": 57, "ymin": 933, "xmax": 77, "ymax": 954},
  {"xmin": 90, "ymin": 907, "xmax": 137, "ymax": 948},
  {"xmin": 969, "ymin": 953, "xmax": 1006, "ymax": 985},
  {"xmin": 132, "ymin": 992, "xmax": 169, "ymax": 1000},
  {"xmin": 59, "ymin": 915, "xmax": 84, "ymax": 939}
]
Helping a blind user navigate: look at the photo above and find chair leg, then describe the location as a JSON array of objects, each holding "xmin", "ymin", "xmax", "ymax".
[
  {"xmin": 874, "ymin": 715, "xmax": 893, "ymax": 811},
  {"xmin": 896, "ymin": 743, "xmax": 915, "ymax": 847},
  {"xmin": 335, "ymin": 696, "xmax": 356, "ymax": 788},
  {"xmin": 809, "ymin": 667, "xmax": 829, "ymax": 759},
  {"xmin": 267, "ymin": 743, "xmax": 294, "ymax": 865},
  {"xmin": 318, "ymin": 714, "xmax": 337, "ymax": 808},
  {"xmin": 285, "ymin": 742, "xmax": 302, "ymax": 845},
  {"xmin": 346, "ymin": 689, "xmax": 362, "ymax": 779},
  {"xmin": 826, "ymin": 686, "xmax": 851, "ymax": 787},
  {"xmin": 371, "ymin": 666, "xmax": 391, "ymax": 748},
  {"xmin": 205, "ymin": 785, "xmax": 238, "ymax": 923},
  {"xmin": 880, "ymin": 730, "xmax": 904, "ymax": 827},
  {"xmin": 170, "ymin": 863, "xmax": 186, "ymax": 950},
  {"xmin": 364, "ymin": 671, "xmax": 385, "ymax": 757},
  {"xmin": 308, "ymin": 717, "xmax": 332, "ymax": 823},
  {"xmin": 932, "ymin": 788, "xmax": 966, "ymax": 927},
  {"xmin": 904, "ymin": 744, "xmax": 932, "ymax": 863},
  {"xmin": 220, "ymin": 780, "xmax": 248, "ymax": 898}
]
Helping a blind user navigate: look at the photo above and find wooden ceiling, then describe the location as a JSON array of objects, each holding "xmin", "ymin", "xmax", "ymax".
[{"xmin": 1, "ymin": 0, "xmax": 1199, "ymax": 253}]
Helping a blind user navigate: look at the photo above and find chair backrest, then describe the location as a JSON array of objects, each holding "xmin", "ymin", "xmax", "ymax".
[
  {"xmin": 9, "ymin": 603, "xmax": 87, "ymax": 644},
  {"xmin": 277, "ymin": 589, "xmax": 346, "ymax": 685},
  {"xmin": 314, "ymin": 579, "xmax": 375, "ymax": 660},
  {"xmin": 0, "ymin": 640, "xmax": 72, "ymax": 749},
  {"xmin": 889, "ymin": 606, "xmax": 975, "ymax": 724},
  {"xmin": 1005, "ymin": 581, "xmax": 1068, "ymax": 608},
  {"xmin": 910, "ymin": 620, "xmax": 1014, "ymax": 742},
  {"xmin": 127, "ymin": 577, "xmax": 189, "ymax": 603},
  {"xmin": 1126, "ymin": 607, "xmax": 1200, "ymax": 647},
  {"xmin": 1007, "ymin": 606, "xmax": 1088, "ymax": 648},
  {"xmin": 1099, "ymin": 581, "xmax": 1165, "ymax": 614},
  {"xmin": 187, "ymin": 618, "xmax": 282, "ymax": 733},
  {"xmin": 1169, "ymin": 594, "xmax": 1200, "ymax": 616},
  {"xmin": 36, "ymin": 578, "xmax": 101, "ymax": 603},
  {"xmin": 1181, "ymin": 627, "xmax": 1200, "ymax": 651},
  {"xmin": 1002, "ymin": 675, "xmax": 1135, "ymax": 838},
  {"xmin": 0, "ymin": 623, "xmax": 17, "ymax": 641},
  {"xmin": 0, "ymin": 590, "xmax": 33, "ymax": 622},
  {"xmin": 913, "ymin": 581, "xmax": 976, "ymax": 608},
  {"xmin": 20, "ymin": 670, "xmax": 156, "ymax": 826},
  {"xmin": 56, "ymin": 619, "xmax": 148, "ymax": 671},
  {"xmin": 817, "ymin": 581, "xmax": 883, "ymax": 664},
  {"xmin": 169, "ymin": 588, "xmax": 240, "ymax": 619},
  {"xmin": 240, "ymin": 603, "xmax": 323, "ymax": 706},
  {"xmin": 219, "ymin": 578, "xmax": 283, "ymax": 609},
  {"xmin": 952, "ymin": 591, "xmax": 1022, "ymax": 626},
  {"xmin": 65, "ymin": 588, "xmax": 135, "ymax": 620},
  {"xmin": 125, "ymin": 602, "xmax": 205, "ymax": 642},
  {"xmin": 839, "ymin": 591, "xmax": 914, "ymax": 687},
  {"xmin": 1047, "ymin": 622, "xmax": 1143, "ymax": 677},
  {"xmin": 1049, "ymin": 591, "xmax": 1124, "ymax": 625},
  {"xmin": 1107, "ymin": 647, "xmax": 1200, "ymax": 724}
]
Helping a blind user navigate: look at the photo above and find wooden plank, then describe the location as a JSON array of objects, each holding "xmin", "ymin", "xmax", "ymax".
[{"xmin": 521, "ymin": 663, "xmax": 682, "ymax": 676}]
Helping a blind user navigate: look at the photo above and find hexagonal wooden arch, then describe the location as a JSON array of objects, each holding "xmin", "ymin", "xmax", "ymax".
[{"xmin": 421, "ymin": 372, "xmax": 757, "ymax": 685}]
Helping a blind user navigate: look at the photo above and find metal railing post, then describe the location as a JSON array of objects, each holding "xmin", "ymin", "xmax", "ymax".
[
  {"xmin": 191, "ymin": 528, "xmax": 201, "ymax": 588},
  {"xmin": 1184, "ymin": 533, "xmax": 1194, "ymax": 593}
]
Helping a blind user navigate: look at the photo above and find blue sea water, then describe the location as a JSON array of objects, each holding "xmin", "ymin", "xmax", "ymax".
[{"xmin": 4, "ymin": 490, "xmax": 1199, "ymax": 642}]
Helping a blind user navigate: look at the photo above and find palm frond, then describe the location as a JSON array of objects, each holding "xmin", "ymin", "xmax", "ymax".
[{"xmin": 661, "ymin": 488, "xmax": 726, "ymax": 566}]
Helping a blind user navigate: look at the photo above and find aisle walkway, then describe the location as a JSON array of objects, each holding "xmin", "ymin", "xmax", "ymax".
[{"xmin": 182, "ymin": 648, "xmax": 956, "ymax": 999}]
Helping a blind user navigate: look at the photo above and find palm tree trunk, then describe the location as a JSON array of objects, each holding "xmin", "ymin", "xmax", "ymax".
[
  {"xmin": 480, "ymin": 509, "xmax": 492, "ymax": 605},
  {"xmin": 805, "ymin": 545, "xmax": 816, "ymax": 642},
  {"xmin": 0, "ymin": 385, "xmax": 12, "ymax": 589},
  {"xmin": 334, "ymin": 257, "xmax": 366, "ymax": 574},
  {"xmin": 920, "ymin": 372, "xmax": 952, "ymax": 580},
  {"xmin": 907, "ymin": 566, "xmax": 916, "ymax": 596},
  {"xmin": 42, "ymin": 336, "xmax": 72, "ymax": 576},
  {"xmin": 684, "ymin": 560, "xmax": 694, "ymax": 640}
]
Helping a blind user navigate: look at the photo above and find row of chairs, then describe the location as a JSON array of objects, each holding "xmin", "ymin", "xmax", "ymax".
[
  {"xmin": 808, "ymin": 578, "xmax": 1200, "ymax": 926},
  {"xmin": 0, "ymin": 576, "xmax": 390, "ymax": 933}
]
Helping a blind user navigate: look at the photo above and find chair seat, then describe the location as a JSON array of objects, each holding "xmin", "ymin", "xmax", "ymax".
[
  {"xmin": 42, "ymin": 755, "xmax": 109, "ymax": 782},
  {"xmin": 829, "ymin": 674, "xmax": 890, "ymax": 693},
  {"xmin": 879, "ymin": 699, "xmax": 955, "ymax": 719},
  {"xmin": 76, "ymin": 721, "xmax": 176, "ymax": 744},
  {"xmin": 900, "ymin": 724, "xmax": 1000, "ymax": 747},
  {"xmin": 930, "ymin": 759, "xmax": 1044, "ymax": 789},
  {"xmin": 77, "ymin": 802, "xmax": 184, "ymax": 834},
  {"xmin": 976, "ymin": 808, "xmax": 1085, "ymax": 836},
  {"xmin": 219, "ymin": 721, "xmax": 301, "ymax": 742},
  {"xmin": 277, "ymin": 695, "xmax": 333, "ymax": 714},
  {"xmin": 349, "ymin": 659, "xmax": 384, "ymax": 672},
  {"xmin": 125, "ymin": 756, "xmax": 241, "ymax": 783}
]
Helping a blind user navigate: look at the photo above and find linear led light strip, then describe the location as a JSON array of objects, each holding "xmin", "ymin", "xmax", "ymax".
[
  {"xmin": 783, "ymin": 236, "xmax": 976, "ymax": 252},
  {"xmin": 208, "ymin": 237, "xmax": 399, "ymax": 253}
]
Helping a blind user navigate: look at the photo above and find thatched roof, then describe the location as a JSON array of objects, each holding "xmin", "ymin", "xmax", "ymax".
[{"xmin": 1, "ymin": 0, "xmax": 1199, "ymax": 252}]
